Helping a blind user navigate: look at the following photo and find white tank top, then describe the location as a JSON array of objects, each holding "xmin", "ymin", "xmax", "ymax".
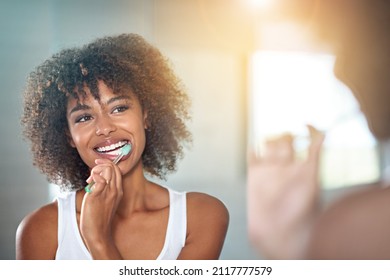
[{"xmin": 55, "ymin": 187, "xmax": 187, "ymax": 260}]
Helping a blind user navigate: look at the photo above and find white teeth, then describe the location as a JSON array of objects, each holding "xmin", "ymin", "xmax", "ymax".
[
  {"xmin": 96, "ymin": 141, "xmax": 127, "ymax": 153},
  {"xmin": 103, "ymin": 149, "xmax": 122, "ymax": 156}
]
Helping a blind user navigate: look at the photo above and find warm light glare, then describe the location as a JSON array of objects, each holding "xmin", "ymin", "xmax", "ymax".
[
  {"xmin": 249, "ymin": 50, "xmax": 379, "ymax": 188},
  {"xmin": 250, "ymin": 50, "xmax": 374, "ymax": 147},
  {"xmin": 249, "ymin": 0, "xmax": 273, "ymax": 9}
]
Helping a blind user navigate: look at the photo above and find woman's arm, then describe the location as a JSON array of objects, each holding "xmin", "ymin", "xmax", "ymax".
[
  {"xmin": 177, "ymin": 192, "xmax": 229, "ymax": 260},
  {"xmin": 79, "ymin": 159, "xmax": 124, "ymax": 260},
  {"xmin": 16, "ymin": 202, "xmax": 58, "ymax": 260}
]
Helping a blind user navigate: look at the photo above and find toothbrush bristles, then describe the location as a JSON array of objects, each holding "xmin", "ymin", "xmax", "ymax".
[
  {"xmin": 112, "ymin": 144, "xmax": 131, "ymax": 164},
  {"xmin": 84, "ymin": 144, "xmax": 131, "ymax": 193}
]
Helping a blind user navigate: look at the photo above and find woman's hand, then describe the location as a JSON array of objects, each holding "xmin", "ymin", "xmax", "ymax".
[
  {"xmin": 247, "ymin": 125, "xmax": 325, "ymax": 259},
  {"xmin": 80, "ymin": 158, "xmax": 123, "ymax": 258}
]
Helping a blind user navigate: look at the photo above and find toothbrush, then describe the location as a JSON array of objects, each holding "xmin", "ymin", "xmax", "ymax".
[{"xmin": 84, "ymin": 144, "xmax": 132, "ymax": 193}]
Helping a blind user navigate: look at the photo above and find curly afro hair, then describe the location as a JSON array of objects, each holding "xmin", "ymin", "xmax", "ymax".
[{"xmin": 21, "ymin": 33, "xmax": 192, "ymax": 191}]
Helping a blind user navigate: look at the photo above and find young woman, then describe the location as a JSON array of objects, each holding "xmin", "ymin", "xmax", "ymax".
[{"xmin": 16, "ymin": 33, "xmax": 229, "ymax": 260}]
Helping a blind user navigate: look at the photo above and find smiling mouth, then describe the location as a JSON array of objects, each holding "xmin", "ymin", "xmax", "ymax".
[{"xmin": 94, "ymin": 140, "xmax": 129, "ymax": 156}]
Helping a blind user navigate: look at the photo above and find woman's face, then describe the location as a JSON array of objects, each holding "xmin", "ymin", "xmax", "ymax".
[
  {"xmin": 334, "ymin": 40, "xmax": 390, "ymax": 140},
  {"xmin": 66, "ymin": 80, "xmax": 147, "ymax": 173},
  {"xmin": 315, "ymin": 0, "xmax": 390, "ymax": 140}
]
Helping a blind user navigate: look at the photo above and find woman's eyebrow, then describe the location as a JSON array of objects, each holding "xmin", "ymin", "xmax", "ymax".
[
  {"xmin": 68, "ymin": 95, "xmax": 133, "ymax": 116},
  {"xmin": 106, "ymin": 95, "xmax": 132, "ymax": 105},
  {"xmin": 68, "ymin": 103, "xmax": 91, "ymax": 116}
]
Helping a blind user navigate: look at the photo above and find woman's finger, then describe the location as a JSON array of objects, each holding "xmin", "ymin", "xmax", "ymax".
[
  {"xmin": 307, "ymin": 124, "xmax": 325, "ymax": 164},
  {"xmin": 262, "ymin": 133, "xmax": 294, "ymax": 164}
]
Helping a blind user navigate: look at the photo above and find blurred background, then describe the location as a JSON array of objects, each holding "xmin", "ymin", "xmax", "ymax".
[{"xmin": 0, "ymin": 0, "xmax": 383, "ymax": 259}]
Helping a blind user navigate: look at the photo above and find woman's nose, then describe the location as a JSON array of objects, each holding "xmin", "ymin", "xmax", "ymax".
[{"xmin": 95, "ymin": 116, "xmax": 116, "ymax": 136}]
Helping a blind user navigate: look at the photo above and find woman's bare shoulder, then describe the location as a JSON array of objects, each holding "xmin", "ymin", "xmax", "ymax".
[
  {"xmin": 186, "ymin": 192, "xmax": 229, "ymax": 222},
  {"xmin": 307, "ymin": 185, "xmax": 390, "ymax": 259},
  {"xmin": 16, "ymin": 201, "xmax": 58, "ymax": 259}
]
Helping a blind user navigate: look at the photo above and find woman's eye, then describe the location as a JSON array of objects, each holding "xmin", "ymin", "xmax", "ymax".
[
  {"xmin": 112, "ymin": 105, "xmax": 129, "ymax": 113},
  {"xmin": 75, "ymin": 115, "xmax": 92, "ymax": 123}
]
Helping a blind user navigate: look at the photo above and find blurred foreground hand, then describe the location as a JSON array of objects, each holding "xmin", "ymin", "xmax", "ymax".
[{"xmin": 247, "ymin": 125, "xmax": 325, "ymax": 259}]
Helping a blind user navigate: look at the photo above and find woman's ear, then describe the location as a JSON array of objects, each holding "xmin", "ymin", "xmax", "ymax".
[{"xmin": 143, "ymin": 110, "xmax": 149, "ymax": 130}]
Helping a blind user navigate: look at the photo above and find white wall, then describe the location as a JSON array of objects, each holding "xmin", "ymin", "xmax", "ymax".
[{"xmin": 0, "ymin": 0, "xmax": 54, "ymax": 259}]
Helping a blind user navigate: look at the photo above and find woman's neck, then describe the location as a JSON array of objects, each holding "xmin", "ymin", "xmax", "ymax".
[{"xmin": 117, "ymin": 163, "xmax": 150, "ymax": 217}]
